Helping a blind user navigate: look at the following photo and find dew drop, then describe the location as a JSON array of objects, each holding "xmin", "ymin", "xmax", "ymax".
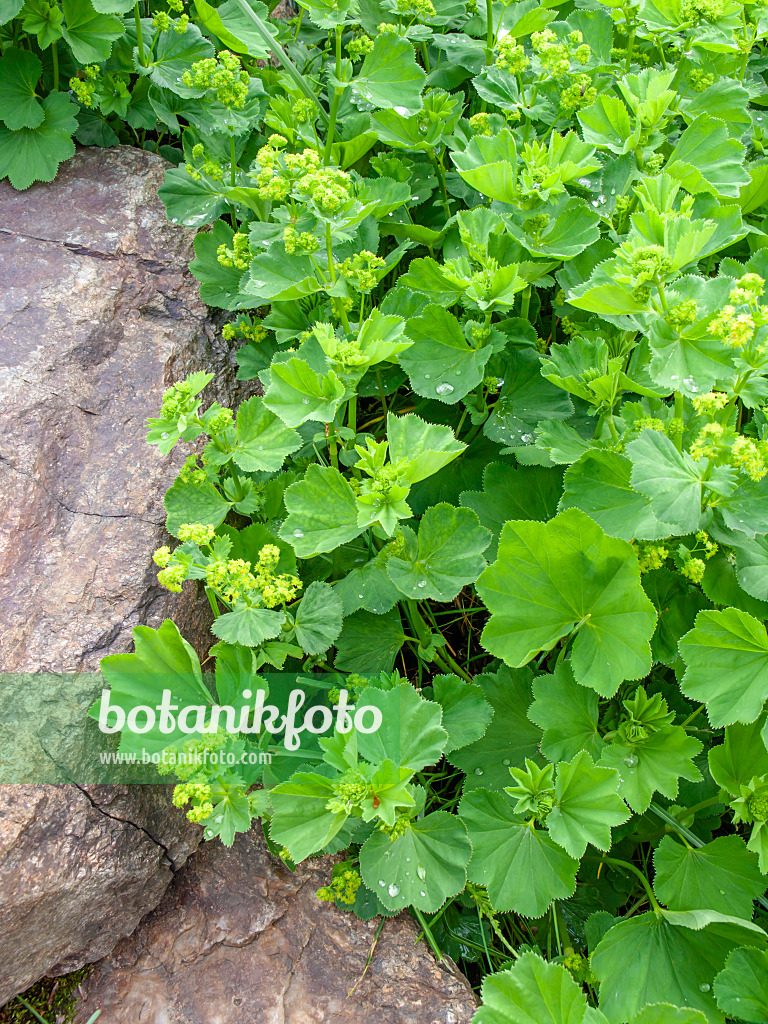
[
  {"xmin": 435, "ymin": 382, "xmax": 455, "ymax": 396},
  {"xmin": 424, "ymin": 373, "xmax": 431, "ymax": 379},
  {"xmin": 293, "ymin": 529, "xmax": 304, "ymax": 538},
  {"xmin": 503, "ymin": 758, "xmax": 511, "ymax": 766},
  {"xmin": 378, "ymin": 879, "xmax": 386, "ymax": 887},
  {"xmin": 388, "ymin": 883, "xmax": 400, "ymax": 897},
  {"xmin": 624, "ymin": 755, "xmax": 638, "ymax": 767},
  {"xmin": 474, "ymin": 768, "xmax": 484, "ymax": 776},
  {"xmin": 358, "ymin": 594, "xmax": 363, "ymax": 599},
  {"xmin": 161, "ymin": 432, "xmax": 170, "ymax": 440},
  {"xmin": 420, "ymin": 890, "xmax": 426, "ymax": 897},
  {"xmin": 417, "ymin": 864, "xmax": 426, "ymax": 880},
  {"xmin": 699, "ymin": 984, "xmax": 711, "ymax": 993},
  {"xmin": 302, "ymin": 397, "xmax": 310, "ymax": 404},
  {"xmin": 417, "ymin": 580, "xmax": 427, "ymax": 588},
  {"xmin": 521, "ymin": 433, "xmax": 533, "ymax": 443}
]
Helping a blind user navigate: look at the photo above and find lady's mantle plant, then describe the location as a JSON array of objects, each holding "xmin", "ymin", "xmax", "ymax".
[{"xmin": 55, "ymin": 0, "xmax": 768, "ymax": 1016}]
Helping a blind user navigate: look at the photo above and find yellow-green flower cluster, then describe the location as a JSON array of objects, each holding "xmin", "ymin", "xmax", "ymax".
[
  {"xmin": 680, "ymin": 557, "xmax": 706, "ymax": 583},
  {"xmin": 255, "ymin": 145, "xmax": 320, "ymax": 202},
  {"xmin": 153, "ymin": 546, "xmax": 172, "ymax": 568},
  {"xmin": 182, "ymin": 51, "xmax": 250, "ymax": 109},
  {"xmin": 186, "ymin": 143, "xmax": 224, "ymax": 182},
  {"xmin": 332, "ymin": 339, "xmax": 369, "ymax": 369},
  {"xmin": 666, "ymin": 298, "xmax": 698, "ymax": 329},
  {"xmin": 730, "ymin": 272, "xmax": 765, "ymax": 305},
  {"xmin": 395, "ymin": 0, "xmax": 435, "ymax": 17},
  {"xmin": 710, "ymin": 306, "xmax": 756, "ymax": 348},
  {"xmin": 284, "ymin": 227, "xmax": 320, "ymax": 255},
  {"xmin": 317, "ymin": 865, "xmax": 362, "ymax": 904},
  {"xmin": 635, "ymin": 542, "xmax": 669, "ymax": 573},
  {"xmin": 222, "ymin": 316, "xmax": 267, "ymax": 343},
  {"xmin": 378, "ymin": 21, "xmax": 399, "ymax": 32},
  {"xmin": 207, "ymin": 406, "xmax": 234, "ymax": 434},
  {"xmin": 158, "ymin": 563, "xmax": 187, "ymax": 593},
  {"xmin": 159, "ymin": 731, "xmax": 230, "ymax": 781},
  {"xmin": 681, "ymin": 0, "xmax": 725, "ymax": 21},
  {"xmin": 347, "ymin": 33, "xmax": 374, "ymax": 59},
  {"xmin": 206, "ymin": 558, "xmax": 260, "ymax": 603},
  {"xmin": 179, "ymin": 454, "xmax": 207, "ymax": 485},
  {"xmin": 469, "ymin": 112, "xmax": 492, "ymax": 136},
  {"xmin": 495, "ymin": 39, "xmax": 528, "ymax": 74},
  {"xmin": 560, "ymin": 75, "xmax": 596, "ymax": 110},
  {"xmin": 692, "ymin": 390, "xmax": 729, "ymax": 415},
  {"xmin": 293, "ymin": 97, "xmax": 316, "ymax": 123},
  {"xmin": 177, "ymin": 522, "xmax": 215, "ymax": 545},
  {"xmin": 326, "ymin": 767, "xmax": 371, "ymax": 815},
  {"xmin": 296, "ymin": 165, "xmax": 353, "ymax": 215},
  {"xmin": 217, "ymin": 232, "xmax": 251, "ymax": 270},
  {"xmin": 689, "ymin": 69, "xmax": 714, "ymax": 91},
  {"xmin": 253, "ymin": 544, "xmax": 302, "ymax": 607},
  {"xmin": 632, "ymin": 416, "xmax": 666, "ymax": 434},
  {"xmin": 690, "ymin": 421, "xmax": 725, "ymax": 460},
  {"xmin": 732, "ymin": 436, "xmax": 768, "ymax": 482},
  {"xmin": 69, "ymin": 66, "xmax": 100, "ymax": 107},
  {"xmin": 337, "ymin": 250, "xmax": 385, "ymax": 291},
  {"xmin": 380, "ymin": 813, "xmax": 412, "ymax": 840},
  {"xmin": 172, "ymin": 782, "xmax": 214, "ymax": 822}
]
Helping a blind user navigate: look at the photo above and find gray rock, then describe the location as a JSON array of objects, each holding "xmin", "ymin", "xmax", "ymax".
[
  {"xmin": 74, "ymin": 829, "xmax": 478, "ymax": 1024},
  {"xmin": 0, "ymin": 145, "xmax": 252, "ymax": 1004}
]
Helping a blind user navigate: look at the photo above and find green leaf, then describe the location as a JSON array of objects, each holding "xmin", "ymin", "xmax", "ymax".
[
  {"xmin": 0, "ymin": 91, "xmax": 77, "ymax": 190},
  {"xmin": 476, "ymin": 952, "xmax": 607, "ymax": 1024},
  {"xmin": 600, "ymin": 727, "xmax": 702, "ymax": 813},
  {"xmin": 263, "ymin": 357, "xmax": 345, "ymax": 427},
  {"xmin": 386, "ymin": 503, "xmax": 490, "ymax": 601},
  {"xmin": 578, "ymin": 94, "xmax": 639, "ymax": 155},
  {"xmin": 653, "ymin": 835, "xmax": 765, "ymax": 919},
  {"xmin": 141, "ymin": 22, "xmax": 214, "ymax": 92},
  {"xmin": 529, "ymin": 663, "xmax": 604, "ymax": 763},
  {"xmin": 432, "ymin": 674, "xmax": 493, "ymax": 754},
  {"xmin": 592, "ymin": 910, "xmax": 766, "ymax": 1024},
  {"xmin": 334, "ymin": 608, "xmax": 405, "ymax": 674},
  {"xmin": 360, "ymin": 811, "xmax": 471, "ymax": 912},
  {"xmin": 211, "ymin": 607, "xmax": 284, "ymax": 647},
  {"xmin": 643, "ymin": 568, "xmax": 711, "ymax": 667},
  {"xmin": 61, "ymin": 0, "xmax": 123, "ymax": 62},
  {"xmin": 244, "ymin": 249, "xmax": 321, "ymax": 303},
  {"xmin": 387, "ymin": 412, "xmax": 466, "ymax": 483},
  {"xmin": 0, "ymin": 49, "xmax": 44, "ymax": 130},
  {"xmin": 547, "ymin": 750, "xmax": 628, "ymax": 859},
  {"xmin": 164, "ymin": 477, "xmax": 233, "ymax": 537},
  {"xmin": 0, "ymin": 0, "xmax": 23, "ymax": 23},
  {"xmin": 679, "ymin": 608, "xmax": 768, "ymax": 727},
  {"xmin": 281, "ymin": 465, "xmax": 362, "ymax": 557},
  {"xmin": 452, "ymin": 129, "xmax": 518, "ymax": 203},
  {"xmin": 708, "ymin": 718, "xmax": 768, "ymax": 796},
  {"xmin": 561, "ymin": 450, "xmax": 673, "ymax": 542},
  {"xmin": 714, "ymin": 947, "xmax": 768, "ymax": 1023},
  {"xmin": 484, "ymin": 349, "xmax": 574, "ymax": 450},
  {"xmin": 450, "ymin": 666, "xmax": 542, "ymax": 790},
  {"xmin": 158, "ymin": 166, "xmax": 231, "ymax": 229},
  {"xmin": 352, "ymin": 35, "xmax": 426, "ymax": 115},
  {"xmin": 293, "ymin": 581, "xmax": 343, "ymax": 655},
  {"xmin": 98, "ymin": 619, "xmax": 212, "ymax": 754},
  {"xmin": 477, "ymin": 509, "xmax": 657, "ymax": 697},
  {"xmin": 270, "ymin": 770, "xmax": 348, "ymax": 860},
  {"xmin": 232, "ymin": 395, "xmax": 302, "ymax": 472},
  {"xmin": 630, "ymin": 1008, "xmax": 707, "ymax": 1024},
  {"xmin": 193, "ymin": 0, "xmax": 274, "ymax": 57},
  {"xmin": 505, "ymin": 198, "xmax": 601, "ymax": 260},
  {"xmin": 356, "ymin": 683, "xmax": 447, "ymax": 771},
  {"xmin": 460, "ymin": 789, "xmax": 578, "ymax": 916},
  {"xmin": 334, "ymin": 551, "xmax": 402, "ymax": 616},
  {"xmin": 627, "ymin": 431, "xmax": 704, "ymax": 536},
  {"xmin": 190, "ymin": 220, "xmax": 247, "ymax": 310},
  {"xmin": 399, "ymin": 305, "xmax": 493, "ymax": 404},
  {"xmin": 460, "ymin": 462, "xmax": 563, "ymax": 560},
  {"xmin": 666, "ymin": 114, "xmax": 750, "ymax": 198}
]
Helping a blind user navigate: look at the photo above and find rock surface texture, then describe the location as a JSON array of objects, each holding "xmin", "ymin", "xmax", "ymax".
[
  {"xmin": 0, "ymin": 785, "xmax": 201, "ymax": 1006},
  {"xmin": 0, "ymin": 146, "xmax": 243, "ymax": 1003},
  {"xmin": 74, "ymin": 829, "xmax": 477, "ymax": 1024},
  {"xmin": 0, "ymin": 144, "xmax": 245, "ymax": 671}
]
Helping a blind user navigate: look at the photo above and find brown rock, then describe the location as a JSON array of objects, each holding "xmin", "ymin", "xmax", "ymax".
[
  {"xmin": 0, "ymin": 145, "xmax": 250, "ymax": 1003},
  {"xmin": 0, "ymin": 144, "xmax": 247, "ymax": 671},
  {"xmin": 0, "ymin": 784, "xmax": 201, "ymax": 1006},
  {"xmin": 74, "ymin": 829, "xmax": 477, "ymax": 1024}
]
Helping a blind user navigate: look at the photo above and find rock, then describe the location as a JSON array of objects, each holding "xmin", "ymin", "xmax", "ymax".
[
  {"xmin": 74, "ymin": 829, "xmax": 477, "ymax": 1024},
  {"xmin": 0, "ymin": 144, "xmax": 247, "ymax": 672},
  {"xmin": 0, "ymin": 784, "xmax": 201, "ymax": 1007},
  {"xmin": 0, "ymin": 145, "xmax": 249, "ymax": 1004}
]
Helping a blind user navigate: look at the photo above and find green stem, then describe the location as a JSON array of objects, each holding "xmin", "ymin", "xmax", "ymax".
[
  {"xmin": 14, "ymin": 999, "xmax": 52, "ymax": 1024},
  {"xmin": 51, "ymin": 38, "xmax": 59, "ymax": 90},
  {"xmin": 134, "ymin": 2, "xmax": 147, "ymax": 67},
  {"xmin": 485, "ymin": 0, "xmax": 494, "ymax": 63},
  {"xmin": 323, "ymin": 25, "xmax": 343, "ymax": 163},
  {"xmin": 229, "ymin": 133, "xmax": 238, "ymax": 230},
  {"xmin": 673, "ymin": 390, "xmax": 684, "ymax": 451},
  {"xmin": 205, "ymin": 587, "xmax": 221, "ymax": 619},
  {"xmin": 293, "ymin": 5, "xmax": 303, "ymax": 39},
  {"xmin": 596, "ymin": 855, "xmax": 662, "ymax": 913},
  {"xmin": 348, "ymin": 394, "xmax": 357, "ymax": 435},
  {"xmin": 230, "ymin": 0, "xmax": 329, "ymax": 123},
  {"xmin": 376, "ymin": 368, "xmax": 388, "ymax": 414},
  {"xmin": 520, "ymin": 284, "xmax": 531, "ymax": 322},
  {"xmin": 412, "ymin": 907, "xmax": 444, "ymax": 962},
  {"xmin": 328, "ymin": 430, "xmax": 339, "ymax": 470},
  {"xmin": 624, "ymin": 21, "xmax": 636, "ymax": 71}
]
